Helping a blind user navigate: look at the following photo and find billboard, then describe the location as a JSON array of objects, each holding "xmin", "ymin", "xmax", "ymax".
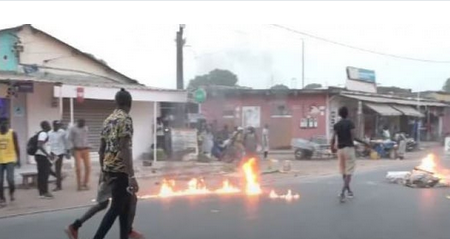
[
  {"xmin": 346, "ymin": 67, "xmax": 376, "ymax": 93},
  {"xmin": 346, "ymin": 67, "xmax": 376, "ymax": 83}
]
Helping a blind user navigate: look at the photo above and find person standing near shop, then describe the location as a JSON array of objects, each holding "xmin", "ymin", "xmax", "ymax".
[
  {"xmin": 0, "ymin": 117, "xmax": 20, "ymax": 207},
  {"xmin": 92, "ymin": 88, "xmax": 140, "ymax": 239},
  {"xmin": 35, "ymin": 121, "xmax": 54, "ymax": 199},
  {"xmin": 49, "ymin": 120, "xmax": 69, "ymax": 191},
  {"xmin": 262, "ymin": 124, "xmax": 270, "ymax": 159},
  {"xmin": 68, "ymin": 119, "xmax": 91, "ymax": 191}
]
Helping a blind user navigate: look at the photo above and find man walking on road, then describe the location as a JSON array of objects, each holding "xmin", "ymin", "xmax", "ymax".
[
  {"xmin": 91, "ymin": 88, "xmax": 141, "ymax": 239},
  {"xmin": 49, "ymin": 120, "xmax": 69, "ymax": 191},
  {"xmin": 331, "ymin": 107, "xmax": 361, "ymax": 203},
  {"xmin": 68, "ymin": 119, "xmax": 91, "ymax": 191},
  {"xmin": 0, "ymin": 118, "xmax": 20, "ymax": 207}
]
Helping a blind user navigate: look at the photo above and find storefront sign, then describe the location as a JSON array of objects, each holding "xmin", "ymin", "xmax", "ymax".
[
  {"xmin": 15, "ymin": 82, "xmax": 34, "ymax": 93},
  {"xmin": 76, "ymin": 87, "xmax": 84, "ymax": 103},
  {"xmin": 347, "ymin": 67, "xmax": 376, "ymax": 83},
  {"xmin": 346, "ymin": 66, "xmax": 377, "ymax": 93}
]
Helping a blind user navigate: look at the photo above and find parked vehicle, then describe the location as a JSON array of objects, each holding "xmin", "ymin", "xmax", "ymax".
[{"xmin": 291, "ymin": 136, "xmax": 334, "ymax": 160}]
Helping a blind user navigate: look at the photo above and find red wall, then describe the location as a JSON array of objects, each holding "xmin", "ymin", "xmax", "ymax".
[{"xmin": 201, "ymin": 93, "xmax": 328, "ymax": 148}]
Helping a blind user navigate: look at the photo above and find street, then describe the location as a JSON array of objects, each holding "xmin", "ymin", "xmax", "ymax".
[{"xmin": 1, "ymin": 159, "xmax": 449, "ymax": 239}]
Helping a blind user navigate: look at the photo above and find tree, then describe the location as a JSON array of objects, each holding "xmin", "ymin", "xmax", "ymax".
[
  {"xmin": 304, "ymin": 83, "xmax": 322, "ymax": 89},
  {"xmin": 270, "ymin": 84, "xmax": 289, "ymax": 90},
  {"xmin": 187, "ymin": 69, "xmax": 238, "ymax": 89},
  {"xmin": 443, "ymin": 78, "xmax": 450, "ymax": 92}
]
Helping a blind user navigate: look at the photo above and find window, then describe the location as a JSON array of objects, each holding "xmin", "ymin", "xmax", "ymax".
[
  {"xmin": 223, "ymin": 105, "xmax": 235, "ymax": 118},
  {"xmin": 271, "ymin": 101, "xmax": 291, "ymax": 117},
  {"xmin": 300, "ymin": 117, "xmax": 318, "ymax": 129}
]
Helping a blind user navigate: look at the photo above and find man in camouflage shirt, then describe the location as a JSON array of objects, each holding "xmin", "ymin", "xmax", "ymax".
[{"xmin": 92, "ymin": 88, "xmax": 140, "ymax": 239}]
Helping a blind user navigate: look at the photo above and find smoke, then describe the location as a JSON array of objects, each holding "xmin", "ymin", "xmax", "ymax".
[{"xmin": 195, "ymin": 45, "xmax": 275, "ymax": 88}]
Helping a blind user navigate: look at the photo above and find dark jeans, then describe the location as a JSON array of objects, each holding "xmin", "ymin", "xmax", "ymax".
[
  {"xmin": 35, "ymin": 155, "xmax": 51, "ymax": 195},
  {"xmin": 52, "ymin": 154, "xmax": 64, "ymax": 189},
  {"xmin": 74, "ymin": 192, "xmax": 137, "ymax": 233},
  {"xmin": 93, "ymin": 172, "xmax": 131, "ymax": 239},
  {"xmin": 0, "ymin": 163, "xmax": 15, "ymax": 200}
]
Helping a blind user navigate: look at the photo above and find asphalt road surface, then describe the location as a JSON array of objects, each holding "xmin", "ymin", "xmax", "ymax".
[{"xmin": 1, "ymin": 160, "xmax": 450, "ymax": 239}]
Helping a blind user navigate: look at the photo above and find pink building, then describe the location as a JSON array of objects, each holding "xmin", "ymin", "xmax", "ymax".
[{"xmin": 200, "ymin": 88, "xmax": 329, "ymax": 149}]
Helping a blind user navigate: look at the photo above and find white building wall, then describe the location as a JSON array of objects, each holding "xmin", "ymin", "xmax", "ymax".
[
  {"xmin": 17, "ymin": 25, "xmax": 130, "ymax": 84},
  {"xmin": 27, "ymin": 83, "xmax": 60, "ymax": 137},
  {"xmin": 130, "ymin": 101, "xmax": 155, "ymax": 161}
]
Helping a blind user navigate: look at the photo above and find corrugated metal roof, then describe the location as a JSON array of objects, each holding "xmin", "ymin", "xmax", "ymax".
[
  {"xmin": 0, "ymin": 73, "xmax": 184, "ymax": 92},
  {"xmin": 391, "ymin": 105, "xmax": 424, "ymax": 118},
  {"xmin": 341, "ymin": 92, "xmax": 448, "ymax": 107},
  {"xmin": 365, "ymin": 103, "xmax": 402, "ymax": 116}
]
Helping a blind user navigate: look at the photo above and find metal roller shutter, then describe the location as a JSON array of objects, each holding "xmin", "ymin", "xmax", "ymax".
[{"xmin": 63, "ymin": 99, "xmax": 116, "ymax": 152}]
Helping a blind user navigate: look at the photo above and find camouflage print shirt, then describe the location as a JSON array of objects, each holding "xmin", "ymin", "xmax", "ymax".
[{"xmin": 101, "ymin": 109, "xmax": 133, "ymax": 174}]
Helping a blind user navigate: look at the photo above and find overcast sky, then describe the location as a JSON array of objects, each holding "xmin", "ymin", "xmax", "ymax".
[{"xmin": 2, "ymin": 1, "xmax": 450, "ymax": 91}]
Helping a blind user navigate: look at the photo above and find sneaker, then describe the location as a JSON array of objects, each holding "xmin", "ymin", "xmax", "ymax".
[
  {"xmin": 339, "ymin": 193, "xmax": 346, "ymax": 203},
  {"xmin": 53, "ymin": 187, "xmax": 62, "ymax": 192},
  {"xmin": 10, "ymin": 194, "xmax": 15, "ymax": 202},
  {"xmin": 64, "ymin": 225, "xmax": 78, "ymax": 239},
  {"xmin": 129, "ymin": 230, "xmax": 145, "ymax": 239},
  {"xmin": 39, "ymin": 193, "xmax": 54, "ymax": 199},
  {"xmin": 0, "ymin": 199, "xmax": 6, "ymax": 207},
  {"xmin": 347, "ymin": 191, "xmax": 354, "ymax": 199}
]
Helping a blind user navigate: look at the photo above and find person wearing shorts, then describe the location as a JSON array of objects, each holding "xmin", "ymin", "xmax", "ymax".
[{"xmin": 331, "ymin": 106, "xmax": 358, "ymax": 203}]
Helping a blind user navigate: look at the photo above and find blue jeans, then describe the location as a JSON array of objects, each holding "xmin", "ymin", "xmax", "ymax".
[{"xmin": 0, "ymin": 163, "xmax": 15, "ymax": 200}]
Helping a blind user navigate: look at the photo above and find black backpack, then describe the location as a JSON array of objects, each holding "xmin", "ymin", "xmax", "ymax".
[{"xmin": 27, "ymin": 131, "xmax": 43, "ymax": 156}]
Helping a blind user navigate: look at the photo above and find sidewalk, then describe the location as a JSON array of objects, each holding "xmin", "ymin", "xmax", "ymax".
[{"xmin": 0, "ymin": 145, "xmax": 442, "ymax": 218}]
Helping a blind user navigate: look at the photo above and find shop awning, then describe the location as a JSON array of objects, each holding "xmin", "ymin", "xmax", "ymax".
[
  {"xmin": 365, "ymin": 103, "xmax": 402, "ymax": 116},
  {"xmin": 391, "ymin": 105, "xmax": 424, "ymax": 118}
]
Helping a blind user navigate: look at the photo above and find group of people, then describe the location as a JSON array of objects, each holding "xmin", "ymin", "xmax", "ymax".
[
  {"xmin": 33, "ymin": 118, "xmax": 91, "ymax": 199},
  {"xmin": 197, "ymin": 122, "xmax": 270, "ymax": 162},
  {"xmin": 0, "ymin": 116, "xmax": 91, "ymax": 205}
]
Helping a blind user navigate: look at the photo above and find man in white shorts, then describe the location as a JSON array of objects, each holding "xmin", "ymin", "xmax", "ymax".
[{"xmin": 331, "ymin": 106, "xmax": 363, "ymax": 203}]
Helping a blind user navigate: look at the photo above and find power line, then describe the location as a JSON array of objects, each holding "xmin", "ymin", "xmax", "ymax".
[{"xmin": 270, "ymin": 24, "xmax": 450, "ymax": 64}]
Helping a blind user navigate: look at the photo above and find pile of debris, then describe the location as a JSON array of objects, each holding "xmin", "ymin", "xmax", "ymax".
[{"xmin": 386, "ymin": 154, "xmax": 449, "ymax": 188}]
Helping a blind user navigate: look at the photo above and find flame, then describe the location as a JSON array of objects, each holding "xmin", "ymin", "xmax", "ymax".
[
  {"xmin": 417, "ymin": 154, "xmax": 437, "ymax": 173},
  {"xmin": 242, "ymin": 158, "xmax": 262, "ymax": 195},
  {"xmin": 215, "ymin": 179, "xmax": 241, "ymax": 194},
  {"xmin": 416, "ymin": 154, "xmax": 450, "ymax": 185},
  {"xmin": 138, "ymin": 157, "xmax": 300, "ymax": 200},
  {"xmin": 269, "ymin": 189, "xmax": 300, "ymax": 201}
]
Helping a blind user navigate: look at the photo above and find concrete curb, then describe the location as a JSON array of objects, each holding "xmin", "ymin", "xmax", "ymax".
[{"xmin": 0, "ymin": 203, "xmax": 93, "ymax": 220}]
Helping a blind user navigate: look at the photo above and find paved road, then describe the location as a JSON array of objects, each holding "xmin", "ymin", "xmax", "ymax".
[{"xmin": 1, "ymin": 159, "xmax": 449, "ymax": 239}]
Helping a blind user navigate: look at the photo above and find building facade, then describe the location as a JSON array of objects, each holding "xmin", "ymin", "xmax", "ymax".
[{"xmin": 0, "ymin": 24, "xmax": 187, "ymax": 164}]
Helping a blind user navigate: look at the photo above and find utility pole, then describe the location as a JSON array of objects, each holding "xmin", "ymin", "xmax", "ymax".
[
  {"xmin": 176, "ymin": 24, "xmax": 185, "ymax": 90},
  {"xmin": 301, "ymin": 39, "xmax": 305, "ymax": 89},
  {"xmin": 174, "ymin": 24, "xmax": 186, "ymax": 128}
]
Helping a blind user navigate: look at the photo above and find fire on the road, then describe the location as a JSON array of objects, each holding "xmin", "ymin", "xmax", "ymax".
[
  {"xmin": 139, "ymin": 157, "xmax": 299, "ymax": 201},
  {"xmin": 415, "ymin": 154, "xmax": 450, "ymax": 185}
]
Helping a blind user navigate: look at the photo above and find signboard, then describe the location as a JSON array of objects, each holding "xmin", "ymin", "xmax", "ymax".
[
  {"xmin": 242, "ymin": 106, "xmax": 261, "ymax": 128},
  {"xmin": 14, "ymin": 82, "xmax": 34, "ymax": 93},
  {"xmin": 193, "ymin": 88, "xmax": 207, "ymax": 103},
  {"xmin": 76, "ymin": 87, "xmax": 84, "ymax": 103},
  {"xmin": 171, "ymin": 128, "xmax": 198, "ymax": 160},
  {"xmin": 346, "ymin": 66, "xmax": 377, "ymax": 93},
  {"xmin": 346, "ymin": 67, "xmax": 376, "ymax": 83}
]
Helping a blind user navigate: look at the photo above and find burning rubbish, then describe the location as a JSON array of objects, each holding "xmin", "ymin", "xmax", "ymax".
[
  {"xmin": 386, "ymin": 154, "xmax": 450, "ymax": 188},
  {"xmin": 269, "ymin": 190, "xmax": 300, "ymax": 201},
  {"xmin": 138, "ymin": 157, "xmax": 299, "ymax": 200}
]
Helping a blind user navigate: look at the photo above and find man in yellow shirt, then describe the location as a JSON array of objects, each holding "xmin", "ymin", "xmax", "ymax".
[{"xmin": 0, "ymin": 117, "xmax": 20, "ymax": 207}]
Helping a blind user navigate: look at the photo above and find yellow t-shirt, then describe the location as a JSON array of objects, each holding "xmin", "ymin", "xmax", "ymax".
[{"xmin": 0, "ymin": 130, "xmax": 17, "ymax": 164}]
